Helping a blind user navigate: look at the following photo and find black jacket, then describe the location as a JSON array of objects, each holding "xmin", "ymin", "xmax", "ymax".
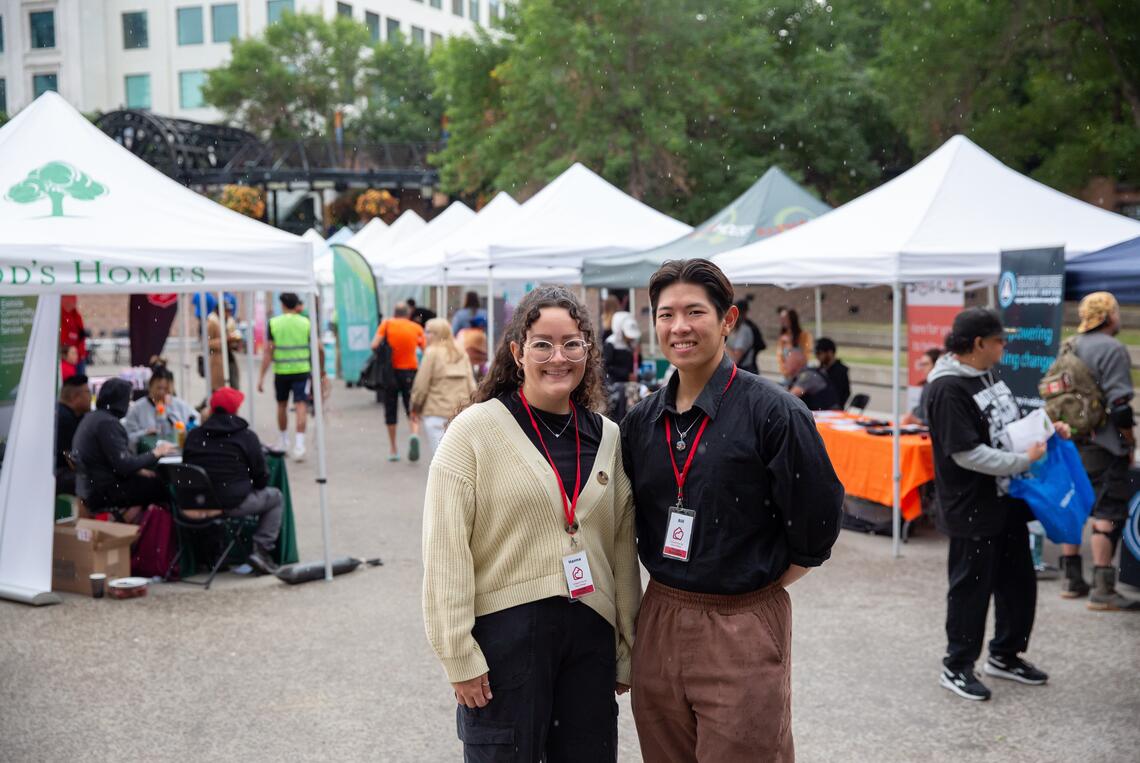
[
  {"xmin": 55, "ymin": 402, "xmax": 84, "ymax": 471},
  {"xmin": 182, "ymin": 412, "xmax": 268, "ymax": 510},
  {"xmin": 820, "ymin": 360, "xmax": 851, "ymax": 408},
  {"xmin": 73, "ymin": 378, "xmax": 158, "ymax": 505}
]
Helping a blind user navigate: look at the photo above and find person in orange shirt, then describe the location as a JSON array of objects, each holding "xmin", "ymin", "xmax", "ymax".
[{"xmin": 373, "ymin": 304, "xmax": 426, "ymax": 462}]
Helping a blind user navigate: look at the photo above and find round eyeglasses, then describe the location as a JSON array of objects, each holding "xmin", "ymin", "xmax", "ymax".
[{"xmin": 524, "ymin": 340, "xmax": 590, "ymax": 363}]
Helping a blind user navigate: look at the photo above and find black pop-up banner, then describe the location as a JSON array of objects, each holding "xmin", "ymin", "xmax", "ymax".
[
  {"xmin": 995, "ymin": 247, "xmax": 1065, "ymax": 414},
  {"xmin": 129, "ymin": 293, "xmax": 178, "ymax": 367}
]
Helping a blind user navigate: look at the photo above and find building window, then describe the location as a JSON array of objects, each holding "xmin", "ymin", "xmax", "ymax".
[
  {"xmin": 124, "ymin": 74, "xmax": 151, "ymax": 109},
  {"xmin": 411, "ymin": 26, "xmax": 424, "ymax": 46},
  {"xmin": 386, "ymin": 17, "xmax": 400, "ymax": 42},
  {"xmin": 365, "ymin": 11, "xmax": 380, "ymax": 42},
  {"xmin": 267, "ymin": 0, "xmax": 294, "ymax": 25},
  {"xmin": 430, "ymin": 32, "xmax": 442, "ymax": 47},
  {"xmin": 179, "ymin": 70, "xmax": 207, "ymax": 109},
  {"xmin": 122, "ymin": 11, "xmax": 148, "ymax": 49},
  {"xmin": 488, "ymin": 0, "xmax": 500, "ymax": 27},
  {"xmin": 177, "ymin": 7, "xmax": 204, "ymax": 45},
  {"xmin": 336, "ymin": 3, "xmax": 352, "ymax": 17},
  {"xmin": 430, "ymin": 0, "xmax": 442, "ymax": 8},
  {"xmin": 32, "ymin": 73, "xmax": 58, "ymax": 98},
  {"xmin": 0, "ymin": 79, "xmax": 6, "ymax": 115},
  {"xmin": 452, "ymin": 0, "xmax": 463, "ymax": 18},
  {"xmin": 469, "ymin": 0, "xmax": 479, "ymax": 24},
  {"xmin": 0, "ymin": 15, "xmax": 5, "ymax": 54},
  {"xmin": 212, "ymin": 4, "xmax": 239, "ymax": 42},
  {"xmin": 30, "ymin": 10, "xmax": 55, "ymax": 49}
]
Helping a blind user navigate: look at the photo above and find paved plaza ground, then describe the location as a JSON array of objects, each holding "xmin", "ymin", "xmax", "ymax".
[{"xmin": 2, "ymin": 361, "xmax": 1139, "ymax": 762}]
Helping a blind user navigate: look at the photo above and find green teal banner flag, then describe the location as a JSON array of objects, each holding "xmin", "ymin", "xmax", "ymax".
[{"xmin": 331, "ymin": 244, "xmax": 381, "ymax": 385}]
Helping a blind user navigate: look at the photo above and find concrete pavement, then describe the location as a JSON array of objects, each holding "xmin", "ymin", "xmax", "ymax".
[{"xmin": 2, "ymin": 366, "xmax": 1138, "ymax": 761}]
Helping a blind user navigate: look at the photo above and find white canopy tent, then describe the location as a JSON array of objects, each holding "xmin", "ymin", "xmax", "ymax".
[
  {"xmin": 0, "ymin": 92, "xmax": 335, "ymax": 604},
  {"xmin": 451, "ymin": 162, "xmax": 691, "ymax": 271},
  {"xmin": 371, "ymin": 201, "xmax": 476, "ymax": 279},
  {"xmin": 349, "ymin": 210, "xmax": 425, "ymax": 272},
  {"xmin": 713, "ymin": 134, "xmax": 1140, "ymax": 557}
]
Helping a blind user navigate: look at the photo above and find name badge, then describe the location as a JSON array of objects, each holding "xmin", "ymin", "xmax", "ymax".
[
  {"xmin": 662, "ymin": 504, "xmax": 695, "ymax": 561},
  {"xmin": 562, "ymin": 551, "xmax": 595, "ymax": 599}
]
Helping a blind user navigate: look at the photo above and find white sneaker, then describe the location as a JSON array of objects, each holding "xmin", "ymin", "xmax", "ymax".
[
  {"xmin": 273, "ymin": 433, "xmax": 290, "ymax": 453},
  {"xmin": 292, "ymin": 443, "xmax": 306, "ymax": 462}
]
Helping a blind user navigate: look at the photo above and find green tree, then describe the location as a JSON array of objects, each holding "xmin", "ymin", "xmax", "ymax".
[
  {"xmin": 354, "ymin": 37, "xmax": 443, "ymax": 143},
  {"xmin": 203, "ymin": 12, "xmax": 371, "ymax": 138},
  {"xmin": 431, "ymin": 0, "xmax": 905, "ymax": 221},
  {"xmin": 876, "ymin": 0, "xmax": 1140, "ymax": 193},
  {"xmin": 6, "ymin": 162, "xmax": 107, "ymax": 216}
]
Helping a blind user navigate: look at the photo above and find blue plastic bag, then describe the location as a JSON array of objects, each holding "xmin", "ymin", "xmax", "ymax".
[{"xmin": 1009, "ymin": 437, "xmax": 1094, "ymax": 544}]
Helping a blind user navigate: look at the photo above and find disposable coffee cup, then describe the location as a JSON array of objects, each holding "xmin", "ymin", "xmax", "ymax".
[{"xmin": 89, "ymin": 573, "xmax": 107, "ymax": 599}]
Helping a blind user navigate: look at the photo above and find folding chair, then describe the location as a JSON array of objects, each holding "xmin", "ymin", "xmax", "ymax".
[
  {"xmin": 846, "ymin": 393, "xmax": 870, "ymax": 415},
  {"xmin": 159, "ymin": 463, "xmax": 239, "ymax": 590}
]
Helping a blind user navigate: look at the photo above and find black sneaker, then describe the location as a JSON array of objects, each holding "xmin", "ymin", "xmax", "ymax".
[
  {"xmin": 248, "ymin": 546, "xmax": 279, "ymax": 576},
  {"xmin": 940, "ymin": 666, "xmax": 992, "ymax": 701},
  {"xmin": 984, "ymin": 655, "xmax": 1048, "ymax": 685}
]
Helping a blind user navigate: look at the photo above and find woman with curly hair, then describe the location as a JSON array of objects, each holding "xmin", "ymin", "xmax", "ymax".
[{"xmin": 422, "ymin": 285, "xmax": 641, "ymax": 761}]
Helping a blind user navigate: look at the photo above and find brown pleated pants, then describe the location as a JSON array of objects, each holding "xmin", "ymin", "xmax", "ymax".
[{"xmin": 631, "ymin": 579, "xmax": 794, "ymax": 763}]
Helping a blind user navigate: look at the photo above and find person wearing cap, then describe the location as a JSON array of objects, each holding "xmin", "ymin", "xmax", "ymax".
[
  {"xmin": 925, "ymin": 307, "xmax": 1069, "ymax": 701},
  {"xmin": 603, "ymin": 311, "xmax": 641, "ymax": 419},
  {"xmin": 183, "ymin": 387, "xmax": 284, "ymax": 575},
  {"xmin": 1060, "ymin": 292, "xmax": 1140, "ymax": 611}
]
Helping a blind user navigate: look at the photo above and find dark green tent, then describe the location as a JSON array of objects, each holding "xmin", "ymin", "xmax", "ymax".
[{"xmin": 581, "ymin": 167, "xmax": 831, "ymax": 288}]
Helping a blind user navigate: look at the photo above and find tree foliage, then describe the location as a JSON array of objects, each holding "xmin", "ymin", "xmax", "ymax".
[{"xmin": 875, "ymin": 0, "xmax": 1140, "ymax": 193}]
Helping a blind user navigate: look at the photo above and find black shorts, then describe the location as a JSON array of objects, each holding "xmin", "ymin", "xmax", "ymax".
[
  {"xmin": 384, "ymin": 369, "xmax": 417, "ymax": 425},
  {"xmin": 275, "ymin": 372, "xmax": 312, "ymax": 404},
  {"xmin": 1078, "ymin": 443, "xmax": 1132, "ymax": 522}
]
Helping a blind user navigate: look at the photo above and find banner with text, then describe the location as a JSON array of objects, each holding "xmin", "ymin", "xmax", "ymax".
[
  {"xmin": 906, "ymin": 281, "xmax": 963, "ymax": 411},
  {"xmin": 997, "ymin": 247, "xmax": 1065, "ymax": 414},
  {"xmin": 331, "ymin": 244, "xmax": 381, "ymax": 385}
]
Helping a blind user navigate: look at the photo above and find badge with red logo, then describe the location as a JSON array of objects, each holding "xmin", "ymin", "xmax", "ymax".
[
  {"xmin": 562, "ymin": 551, "xmax": 595, "ymax": 599},
  {"xmin": 663, "ymin": 504, "xmax": 695, "ymax": 561}
]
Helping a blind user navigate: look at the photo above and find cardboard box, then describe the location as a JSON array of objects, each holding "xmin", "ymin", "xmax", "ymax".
[{"xmin": 52, "ymin": 519, "xmax": 139, "ymax": 596}]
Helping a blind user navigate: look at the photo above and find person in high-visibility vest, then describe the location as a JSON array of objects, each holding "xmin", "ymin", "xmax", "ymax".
[{"xmin": 258, "ymin": 293, "xmax": 324, "ymax": 461}]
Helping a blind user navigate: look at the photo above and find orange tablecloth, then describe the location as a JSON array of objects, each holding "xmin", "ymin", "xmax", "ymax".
[{"xmin": 815, "ymin": 416, "xmax": 935, "ymax": 521}]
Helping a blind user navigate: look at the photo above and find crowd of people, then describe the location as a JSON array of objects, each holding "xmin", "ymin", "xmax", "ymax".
[{"xmin": 50, "ymin": 267, "xmax": 1138, "ymax": 759}]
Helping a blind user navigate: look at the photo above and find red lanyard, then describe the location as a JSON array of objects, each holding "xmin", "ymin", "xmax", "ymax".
[
  {"xmin": 519, "ymin": 390, "xmax": 582, "ymax": 534},
  {"xmin": 663, "ymin": 365, "xmax": 738, "ymax": 502}
]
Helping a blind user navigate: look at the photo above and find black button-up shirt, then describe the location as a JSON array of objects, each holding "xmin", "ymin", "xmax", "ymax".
[{"xmin": 621, "ymin": 353, "xmax": 844, "ymax": 594}]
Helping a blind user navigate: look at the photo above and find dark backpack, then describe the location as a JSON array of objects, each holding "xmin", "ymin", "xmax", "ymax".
[
  {"xmin": 744, "ymin": 317, "xmax": 766, "ymax": 356},
  {"xmin": 1038, "ymin": 338, "xmax": 1106, "ymax": 437}
]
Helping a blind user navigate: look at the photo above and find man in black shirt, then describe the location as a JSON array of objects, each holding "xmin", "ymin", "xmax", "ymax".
[
  {"xmin": 55, "ymin": 375, "xmax": 91, "ymax": 495},
  {"xmin": 926, "ymin": 308, "xmax": 1066, "ymax": 701},
  {"xmin": 815, "ymin": 337, "xmax": 851, "ymax": 407},
  {"xmin": 783, "ymin": 347, "xmax": 840, "ymax": 411},
  {"xmin": 621, "ymin": 259, "xmax": 843, "ymax": 761}
]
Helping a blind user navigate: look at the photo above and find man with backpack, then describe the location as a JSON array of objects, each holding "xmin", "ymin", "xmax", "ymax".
[
  {"xmin": 1050, "ymin": 292, "xmax": 1140, "ymax": 611},
  {"xmin": 727, "ymin": 298, "xmax": 766, "ymax": 374}
]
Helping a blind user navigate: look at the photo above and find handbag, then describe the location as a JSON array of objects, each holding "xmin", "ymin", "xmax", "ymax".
[
  {"xmin": 131, "ymin": 505, "xmax": 180, "ymax": 580},
  {"xmin": 359, "ymin": 328, "xmax": 396, "ymax": 391},
  {"xmin": 1008, "ymin": 436, "xmax": 1094, "ymax": 544}
]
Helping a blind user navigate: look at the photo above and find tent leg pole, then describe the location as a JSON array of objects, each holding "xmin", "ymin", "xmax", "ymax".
[
  {"xmin": 487, "ymin": 267, "xmax": 495, "ymax": 370},
  {"xmin": 218, "ymin": 291, "xmax": 230, "ymax": 387},
  {"xmin": 891, "ymin": 281, "xmax": 902, "ymax": 559},
  {"xmin": 199, "ymin": 293, "xmax": 212, "ymax": 403},
  {"xmin": 814, "ymin": 287, "xmax": 823, "ymax": 341},
  {"xmin": 308, "ymin": 291, "xmax": 334, "ymax": 581},
  {"xmin": 179, "ymin": 295, "xmax": 190, "ymax": 404},
  {"xmin": 247, "ymin": 292, "xmax": 257, "ymax": 428}
]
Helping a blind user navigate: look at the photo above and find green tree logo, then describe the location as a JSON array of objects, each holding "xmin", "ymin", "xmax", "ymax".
[{"xmin": 6, "ymin": 162, "xmax": 108, "ymax": 217}]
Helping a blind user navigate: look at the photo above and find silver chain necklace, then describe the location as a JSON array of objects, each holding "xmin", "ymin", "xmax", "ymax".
[
  {"xmin": 674, "ymin": 414, "xmax": 701, "ymax": 451},
  {"xmin": 536, "ymin": 410, "xmax": 574, "ymax": 439}
]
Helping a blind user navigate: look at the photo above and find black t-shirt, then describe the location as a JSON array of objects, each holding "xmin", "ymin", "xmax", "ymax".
[
  {"xmin": 603, "ymin": 343, "xmax": 635, "ymax": 383},
  {"xmin": 925, "ymin": 373, "xmax": 1029, "ymax": 538},
  {"xmin": 499, "ymin": 391, "xmax": 603, "ymax": 513}
]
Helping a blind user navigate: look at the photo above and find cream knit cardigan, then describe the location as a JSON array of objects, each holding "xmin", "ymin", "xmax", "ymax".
[{"xmin": 422, "ymin": 398, "xmax": 641, "ymax": 684}]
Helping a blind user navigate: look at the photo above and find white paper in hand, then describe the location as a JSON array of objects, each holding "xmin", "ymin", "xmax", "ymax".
[{"xmin": 1005, "ymin": 408, "xmax": 1053, "ymax": 454}]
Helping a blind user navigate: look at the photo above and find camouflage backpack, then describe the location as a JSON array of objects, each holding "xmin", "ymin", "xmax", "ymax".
[{"xmin": 1038, "ymin": 338, "xmax": 1106, "ymax": 436}]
